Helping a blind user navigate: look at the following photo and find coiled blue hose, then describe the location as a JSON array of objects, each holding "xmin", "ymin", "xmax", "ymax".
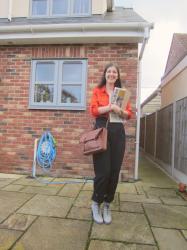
[
  {"xmin": 36, "ymin": 131, "xmax": 56, "ymax": 171},
  {"xmin": 35, "ymin": 131, "xmax": 93, "ymax": 185}
]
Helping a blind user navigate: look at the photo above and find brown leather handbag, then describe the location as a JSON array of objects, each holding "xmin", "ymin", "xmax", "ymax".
[{"xmin": 80, "ymin": 122, "xmax": 108, "ymax": 155}]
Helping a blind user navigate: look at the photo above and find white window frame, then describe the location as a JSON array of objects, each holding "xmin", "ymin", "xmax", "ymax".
[
  {"xmin": 30, "ymin": 0, "xmax": 49, "ymax": 17},
  {"xmin": 29, "ymin": 59, "xmax": 87, "ymax": 110},
  {"xmin": 30, "ymin": 0, "xmax": 91, "ymax": 17}
]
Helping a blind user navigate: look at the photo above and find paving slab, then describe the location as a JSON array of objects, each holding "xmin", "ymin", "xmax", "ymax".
[
  {"xmin": 82, "ymin": 182, "xmax": 93, "ymax": 191},
  {"xmin": 139, "ymin": 157, "xmax": 177, "ymax": 188},
  {"xmin": 152, "ymin": 227, "xmax": 187, "ymax": 250},
  {"xmin": 12, "ymin": 217, "xmax": 91, "ymax": 250},
  {"xmin": 109, "ymin": 201, "xmax": 119, "ymax": 211},
  {"xmin": 17, "ymin": 194, "xmax": 74, "ymax": 218},
  {"xmin": 0, "ymin": 228, "xmax": 22, "ymax": 250},
  {"xmin": 160, "ymin": 197, "xmax": 187, "ymax": 206},
  {"xmin": 58, "ymin": 183, "xmax": 83, "ymax": 197},
  {"xmin": 12, "ymin": 177, "xmax": 47, "ymax": 186},
  {"xmin": 91, "ymin": 211, "xmax": 155, "ymax": 245},
  {"xmin": 74, "ymin": 190, "xmax": 93, "ymax": 208},
  {"xmin": 20, "ymin": 185, "xmax": 61, "ymax": 195},
  {"xmin": 0, "ymin": 213, "xmax": 36, "ymax": 231},
  {"xmin": 120, "ymin": 193, "xmax": 161, "ymax": 204},
  {"xmin": 116, "ymin": 183, "xmax": 137, "ymax": 194},
  {"xmin": 143, "ymin": 182, "xmax": 177, "ymax": 188},
  {"xmin": 0, "ymin": 190, "xmax": 33, "ymax": 223},
  {"xmin": 52, "ymin": 177, "xmax": 85, "ymax": 184},
  {"xmin": 88, "ymin": 240, "xmax": 158, "ymax": 250},
  {"xmin": 0, "ymin": 173, "xmax": 23, "ymax": 179},
  {"xmin": 144, "ymin": 187, "xmax": 178, "ymax": 198},
  {"xmin": 0, "ymin": 178, "xmax": 17, "ymax": 188},
  {"xmin": 67, "ymin": 206, "xmax": 91, "ymax": 221},
  {"xmin": 120, "ymin": 201, "xmax": 144, "ymax": 213},
  {"xmin": 143, "ymin": 203, "xmax": 187, "ymax": 229},
  {"xmin": 181, "ymin": 230, "xmax": 187, "ymax": 239},
  {"xmin": 179, "ymin": 192, "xmax": 187, "ymax": 201},
  {"xmin": 2, "ymin": 184, "xmax": 24, "ymax": 192},
  {"xmin": 134, "ymin": 182, "xmax": 145, "ymax": 195}
]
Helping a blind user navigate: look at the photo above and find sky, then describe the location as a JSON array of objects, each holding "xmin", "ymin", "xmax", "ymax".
[{"xmin": 115, "ymin": 0, "xmax": 187, "ymax": 102}]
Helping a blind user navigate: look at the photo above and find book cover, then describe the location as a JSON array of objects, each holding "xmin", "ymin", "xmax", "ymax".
[{"xmin": 109, "ymin": 87, "xmax": 131, "ymax": 123}]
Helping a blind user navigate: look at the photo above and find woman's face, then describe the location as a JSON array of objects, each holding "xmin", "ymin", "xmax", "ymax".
[{"xmin": 105, "ymin": 66, "xmax": 118, "ymax": 85}]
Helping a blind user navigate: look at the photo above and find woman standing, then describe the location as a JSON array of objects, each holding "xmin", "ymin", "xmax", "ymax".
[{"xmin": 90, "ymin": 63, "xmax": 132, "ymax": 224}]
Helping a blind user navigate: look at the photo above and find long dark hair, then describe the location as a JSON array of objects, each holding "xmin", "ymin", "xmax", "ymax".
[{"xmin": 98, "ymin": 63, "xmax": 122, "ymax": 88}]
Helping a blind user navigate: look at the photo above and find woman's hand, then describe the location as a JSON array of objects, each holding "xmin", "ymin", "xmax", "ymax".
[
  {"xmin": 110, "ymin": 104, "xmax": 121, "ymax": 114},
  {"xmin": 111, "ymin": 104, "xmax": 129, "ymax": 119},
  {"xmin": 98, "ymin": 104, "xmax": 111, "ymax": 114}
]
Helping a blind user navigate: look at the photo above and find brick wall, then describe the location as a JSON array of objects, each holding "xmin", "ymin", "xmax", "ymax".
[{"xmin": 0, "ymin": 44, "xmax": 137, "ymax": 179}]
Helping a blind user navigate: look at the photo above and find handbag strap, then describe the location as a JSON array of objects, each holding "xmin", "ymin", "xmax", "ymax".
[
  {"xmin": 95, "ymin": 116, "xmax": 110, "ymax": 129},
  {"xmin": 105, "ymin": 118, "xmax": 109, "ymax": 129}
]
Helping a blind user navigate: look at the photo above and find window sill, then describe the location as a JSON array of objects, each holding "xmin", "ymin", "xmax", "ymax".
[{"xmin": 28, "ymin": 105, "xmax": 86, "ymax": 111}]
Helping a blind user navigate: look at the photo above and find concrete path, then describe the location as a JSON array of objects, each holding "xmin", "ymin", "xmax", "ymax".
[{"xmin": 0, "ymin": 155, "xmax": 187, "ymax": 250}]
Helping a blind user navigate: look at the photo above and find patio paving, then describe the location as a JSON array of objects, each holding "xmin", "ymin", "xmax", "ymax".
[
  {"xmin": 0, "ymin": 155, "xmax": 187, "ymax": 250},
  {"xmin": 12, "ymin": 217, "xmax": 91, "ymax": 250},
  {"xmin": 91, "ymin": 211, "xmax": 155, "ymax": 244}
]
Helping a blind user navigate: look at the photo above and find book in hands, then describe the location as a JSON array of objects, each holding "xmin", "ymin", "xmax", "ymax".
[{"xmin": 109, "ymin": 87, "xmax": 131, "ymax": 123}]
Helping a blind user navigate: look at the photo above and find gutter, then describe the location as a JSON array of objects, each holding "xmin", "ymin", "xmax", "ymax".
[
  {"xmin": 134, "ymin": 25, "xmax": 152, "ymax": 180},
  {"xmin": 0, "ymin": 22, "xmax": 153, "ymax": 33}
]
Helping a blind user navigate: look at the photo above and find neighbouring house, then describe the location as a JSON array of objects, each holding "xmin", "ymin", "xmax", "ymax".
[
  {"xmin": 140, "ymin": 33, "xmax": 187, "ymax": 183},
  {"xmin": 161, "ymin": 33, "xmax": 187, "ymax": 107},
  {"xmin": 0, "ymin": 0, "xmax": 152, "ymax": 180}
]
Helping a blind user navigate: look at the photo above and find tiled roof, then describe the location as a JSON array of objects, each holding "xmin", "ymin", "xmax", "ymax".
[
  {"xmin": 0, "ymin": 7, "xmax": 147, "ymax": 26},
  {"xmin": 164, "ymin": 33, "xmax": 187, "ymax": 77}
]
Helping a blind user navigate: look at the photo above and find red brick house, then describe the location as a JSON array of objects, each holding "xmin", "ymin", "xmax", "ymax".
[{"xmin": 0, "ymin": 0, "xmax": 152, "ymax": 180}]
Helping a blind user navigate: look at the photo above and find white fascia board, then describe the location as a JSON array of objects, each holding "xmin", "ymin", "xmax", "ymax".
[
  {"xmin": 161, "ymin": 55, "xmax": 187, "ymax": 87},
  {"xmin": 0, "ymin": 22, "xmax": 153, "ymax": 45},
  {"xmin": 0, "ymin": 30, "xmax": 145, "ymax": 44}
]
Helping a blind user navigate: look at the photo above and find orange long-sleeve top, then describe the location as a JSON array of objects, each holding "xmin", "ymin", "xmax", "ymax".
[{"xmin": 90, "ymin": 86, "xmax": 132, "ymax": 119}]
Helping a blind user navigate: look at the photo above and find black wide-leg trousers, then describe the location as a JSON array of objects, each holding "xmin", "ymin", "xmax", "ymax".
[{"xmin": 92, "ymin": 117, "xmax": 126, "ymax": 204}]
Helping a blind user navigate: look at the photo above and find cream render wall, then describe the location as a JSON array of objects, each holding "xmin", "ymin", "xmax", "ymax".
[
  {"xmin": 0, "ymin": 0, "xmax": 9, "ymax": 18},
  {"xmin": 92, "ymin": 0, "xmax": 107, "ymax": 14},
  {"xmin": 161, "ymin": 68, "xmax": 187, "ymax": 107},
  {"xmin": 12, "ymin": 0, "xmax": 29, "ymax": 17},
  {"xmin": 0, "ymin": 0, "xmax": 107, "ymax": 18}
]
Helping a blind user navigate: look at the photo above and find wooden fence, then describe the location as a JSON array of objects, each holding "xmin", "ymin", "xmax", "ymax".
[
  {"xmin": 175, "ymin": 97, "xmax": 187, "ymax": 176},
  {"xmin": 140, "ymin": 96, "xmax": 187, "ymax": 183}
]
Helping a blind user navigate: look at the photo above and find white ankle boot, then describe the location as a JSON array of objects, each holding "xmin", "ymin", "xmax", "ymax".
[
  {"xmin": 103, "ymin": 202, "xmax": 112, "ymax": 224},
  {"xmin": 91, "ymin": 202, "xmax": 103, "ymax": 224}
]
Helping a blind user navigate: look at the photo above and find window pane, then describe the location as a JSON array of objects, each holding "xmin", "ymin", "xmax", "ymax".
[
  {"xmin": 34, "ymin": 84, "xmax": 54, "ymax": 103},
  {"xmin": 32, "ymin": 0, "xmax": 47, "ymax": 15},
  {"xmin": 52, "ymin": 0, "xmax": 68, "ymax": 15},
  {"xmin": 62, "ymin": 63, "xmax": 82, "ymax": 82},
  {"xmin": 36, "ymin": 63, "xmax": 55, "ymax": 82},
  {"xmin": 73, "ymin": 0, "xmax": 89, "ymax": 14},
  {"xmin": 61, "ymin": 85, "xmax": 81, "ymax": 103}
]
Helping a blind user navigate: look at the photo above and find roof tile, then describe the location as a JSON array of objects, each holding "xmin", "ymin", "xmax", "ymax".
[{"xmin": 164, "ymin": 33, "xmax": 187, "ymax": 76}]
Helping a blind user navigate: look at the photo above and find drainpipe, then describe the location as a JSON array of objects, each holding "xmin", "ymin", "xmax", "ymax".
[
  {"xmin": 134, "ymin": 26, "xmax": 151, "ymax": 180},
  {"xmin": 8, "ymin": 0, "xmax": 12, "ymax": 21},
  {"xmin": 107, "ymin": 0, "xmax": 114, "ymax": 11}
]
